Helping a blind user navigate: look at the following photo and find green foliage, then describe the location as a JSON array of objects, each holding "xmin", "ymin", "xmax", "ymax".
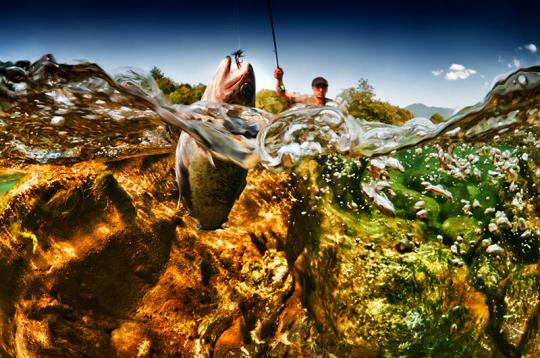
[
  {"xmin": 337, "ymin": 78, "xmax": 414, "ymax": 125},
  {"xmin": 155, "ymin": 77, "xmax": 177, "ymax": 95},
  {"xmin": 430, "ymin": 113, "xmax": 445, "ymax": 123},
  {"xmin": 339, "ymin": 78, "xmax": 376, "ymax": 103},
  {"xmin": 150, "ymin": 66, "xmax": 206, "ymax": 104},
  {"xmin": 255, "ymin": 89, "xmax": 289, "ymax": 114},
  {"xmin": 169, "ymin": 83, "xmax": 206, "ymax": 105},
  {"xmin": 150, "ymin": 66, "xmax": 164, "ymax": 80}
]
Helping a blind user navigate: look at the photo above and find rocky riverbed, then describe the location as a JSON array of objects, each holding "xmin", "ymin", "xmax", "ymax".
[
  {"xmin": 0, "ymin": 155, "xmax": 324, "ymax": 357},
  {"xmin": 1, "ymin": 144, "xmax": 539, "ymax": 357}
]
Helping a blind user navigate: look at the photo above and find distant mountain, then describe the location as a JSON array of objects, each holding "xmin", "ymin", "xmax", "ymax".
[{"xmin": 405, "ymin": 103, "xmax": 454, "ymax": 119}]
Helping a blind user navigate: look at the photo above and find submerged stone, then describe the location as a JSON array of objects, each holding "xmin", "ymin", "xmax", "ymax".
[
  {"xmin": 486, "ymin": 243, "xmax": 504, "ymax": 255},
  {"xmin": 0, "ymin": 155, "xmax": 323, "ymax": 357},
  {"xmin": 441, "ymin": 216, "xmax": 481, "ymax": 243},
  {"xmin": 285, "ymin": 155, "xmax": 540, "ymax": 357},
  {"xmin": 395, "ymin": 238, "xmax": 415, "ymax": 253}
]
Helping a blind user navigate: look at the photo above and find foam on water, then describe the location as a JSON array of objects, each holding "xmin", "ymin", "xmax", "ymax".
[
  {"xmin": 258, "ymin": 66, "xmax": 540, "ymax": 169},
  {"xmin": 1, "ymin": 55, "xmax": 539, "ymax": 170}
]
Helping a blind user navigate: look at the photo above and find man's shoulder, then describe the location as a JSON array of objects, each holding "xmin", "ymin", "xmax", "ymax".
[
  {"xmin": 287, "ymin": 92, "xmax": 311, "ymax": 105},
  {"xmin": 284, "ymin": 94, "xmax": 347, "ymax": 112}
]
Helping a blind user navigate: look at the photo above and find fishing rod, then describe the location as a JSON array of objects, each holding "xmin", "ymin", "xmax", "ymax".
[
  {"xmin": 267, "ymin": 0, "xmax": 280, "ymax": 68},
  {"xmin": 267, "ymin": 0, "xmax": 286, "ymax": 92}
]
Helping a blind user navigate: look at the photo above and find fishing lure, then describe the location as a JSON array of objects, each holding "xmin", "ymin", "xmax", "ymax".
[{"xmin": 232, "ymin": 49, "xmax": 244, "ymax": 69}]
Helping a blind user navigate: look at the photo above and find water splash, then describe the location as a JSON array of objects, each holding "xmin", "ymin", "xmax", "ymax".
[
  {"xmin": 0, "ymin": 55, "xmax": 268, "ymax": 166},
  {"xmin": 1, "ymin": 55, "xmax": 540, "ymax": 171},
  {"xmin": 258, "ymin": 66, "xmax": 540, "ymax": 169}
]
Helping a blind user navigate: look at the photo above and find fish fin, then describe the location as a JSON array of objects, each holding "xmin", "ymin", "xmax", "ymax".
[
  {"xmin": 235, "ymin": 174, "xmax": 247, "ymax": 200},
  {"xmin": 205, "ymin": 150, "xmax": 216, "ymax": 167}
]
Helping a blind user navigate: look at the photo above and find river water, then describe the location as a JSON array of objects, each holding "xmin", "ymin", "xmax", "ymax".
[
  {"xmin": 1, "ymin": 55, "xmax": 539, "ymax": 168},
  {"xmin": 1, "ymin": 55, "xmax": 539, "ymax": 258}
]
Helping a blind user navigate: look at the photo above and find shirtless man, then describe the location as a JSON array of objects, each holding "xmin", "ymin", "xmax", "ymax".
[{"xmin": 273, "ymin": 66, "xmax": 340, "ymax": 108}]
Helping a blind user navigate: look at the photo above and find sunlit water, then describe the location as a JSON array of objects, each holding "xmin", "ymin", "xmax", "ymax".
[
  {"xmin": 2, "ymin": 55, "xmax": 539, "ymax": 168},
  {"xmin": 258, "ymin": 68, "xmax": 540, "ymax": 167},
  {"xmin": 1, "ymin": 55, "xmax": 539, "ymax": 262}
]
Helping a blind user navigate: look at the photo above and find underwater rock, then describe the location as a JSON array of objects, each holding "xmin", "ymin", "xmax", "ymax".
[
  {"xmin": 286, "ymin": 157, "xmax": 540, "ymax": 357},
  {"xmin": 390, "ymin": 182, "xmax": 440, "ymax": 223},
  {"xmin": 497, "ymin": 264, "xmax": 540, "ymax": 353},
  {"xmin": 441, "ymin": 217, "xmax": 481, "ymax": 243},
  {"xmin": 485, "ymin": 243, "xmax": 504, "ymax": 255},
  {"xmin": 0, "ymin": 154, "xmax": 323, "ymax": 357},
  {"xmin": 395, "ymin": 238, "xmax": 415, "ymax": 253},
  {"xmin": 1, "ymin": 138, "xmax": 539, "ymax": 357}
]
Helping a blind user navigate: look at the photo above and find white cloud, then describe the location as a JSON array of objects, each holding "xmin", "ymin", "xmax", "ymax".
[
  {"xmin": 445, "ymin": 63, "xmax": 477, "ymax": 80},
  {"xmin": 431, "ymin": 69, "xmax": 444, "ymax": 76},
  {"xmin": 507, "ymin": 58, "xmax": 521, "ymax": 69},
  {"xmin": 525, "ymin": 43, "xmax": 537, "ymax": 53},
  {"xmin": 449, "ymin": 64, "xmax": 465, "ymax": 71}
]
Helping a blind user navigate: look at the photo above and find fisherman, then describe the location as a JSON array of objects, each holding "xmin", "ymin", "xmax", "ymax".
[{"xmin": 273, "ymin": 66, "xmax": 342, "ymax": 109}]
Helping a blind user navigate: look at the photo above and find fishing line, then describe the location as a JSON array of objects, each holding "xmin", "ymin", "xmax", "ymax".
[{"xmin": 235, "ymin": 0, "xmax": 242, "ymax": 51}]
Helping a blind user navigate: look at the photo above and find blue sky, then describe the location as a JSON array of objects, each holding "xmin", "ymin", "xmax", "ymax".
[{"xmin": 2, "ymin": 0, "xmax": 540, "ymax": 109}]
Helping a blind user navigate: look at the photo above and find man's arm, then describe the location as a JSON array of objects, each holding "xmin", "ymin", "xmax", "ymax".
[
  {"xmin": 273, "ymin": 68, "xmax": 309, "ymax": 107},
  {"xmin": 274, "ymin": 67, "xmax": 288, "ymax": 99}
]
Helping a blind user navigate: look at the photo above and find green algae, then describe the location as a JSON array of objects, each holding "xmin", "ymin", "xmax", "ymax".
[
  {"xmin": 440, "ymin": 217, "xmax": 481, "ymax": 242},
  {"xmin": 0, "ymin": 171, "xmax": 24, "ymax": 199},
  {"xmin": 289, "ymin": 132, "xmax": 540, "ymax": 356},
  {"xmin": 290, "ymin": 159, "xmax": 494, "ymax": 356},
  {"xmin": 391, "ymin": 182, "xmax": 440, "ymax": 224},
  {"xmin": 302, "ymin": 204, "xmax": 494, "ymax": 356}
]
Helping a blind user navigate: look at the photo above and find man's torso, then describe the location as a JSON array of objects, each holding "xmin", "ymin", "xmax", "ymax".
[{"xmin": 286, "ymin": 93, "xmax": 345, "ymax": 111}]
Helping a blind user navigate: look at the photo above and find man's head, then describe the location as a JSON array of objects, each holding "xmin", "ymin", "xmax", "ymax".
[{"xmin": 311, "ymin": 76, "xmax": 328, "ymax": 100}]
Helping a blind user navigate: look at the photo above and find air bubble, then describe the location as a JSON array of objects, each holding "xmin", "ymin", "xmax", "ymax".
[{"xmin": 517, "ymin": 74, "xmax": 527, "ymax": 86}]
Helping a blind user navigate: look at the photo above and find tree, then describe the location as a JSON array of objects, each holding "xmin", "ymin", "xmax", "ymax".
[
  {"xmin": 430, "ymin": 113, "xmax": 445, "ymax": 124},
  {"xmin": 191, "ymin": 84, "xmax": 207, "ymax": 102},
  {"xmin": 150, "ymin": 66, "xmax": 164, "ymax": 80},
  {"xmin": 149, "ymin": 66, "xmax": 207, "ymax": 104},
  {"xmin": 169, "ymin": 83, "xmax": 207, "ymax": 105},
  {"xmin": 169, "ymin": 83, "xmax": 206, "ymax": 105},
  {"xmin": 155, "ymin": 77, "xmax": 177, "ymax": 95},
  {"xmin": 337, "ymin": 79, "xmax": 413, "ymax": 125},
  {"xmin": 255, "ymin": 89, "xmax": 289, "ymax": 114}
]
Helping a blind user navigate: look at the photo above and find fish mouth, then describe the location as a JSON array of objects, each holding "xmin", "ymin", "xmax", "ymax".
[
  {"xmin": 202, "ymin": 55, "xmax": 255, "ymax": 106},
  {"xmin": 223, "ymin": 57, "xmax": 250, "ymax": 89}
]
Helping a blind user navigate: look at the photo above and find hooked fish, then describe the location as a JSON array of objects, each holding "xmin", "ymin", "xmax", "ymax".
[{"xmin": 176, "ymin": 55, "xmax": 256, "ymax": 229}]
